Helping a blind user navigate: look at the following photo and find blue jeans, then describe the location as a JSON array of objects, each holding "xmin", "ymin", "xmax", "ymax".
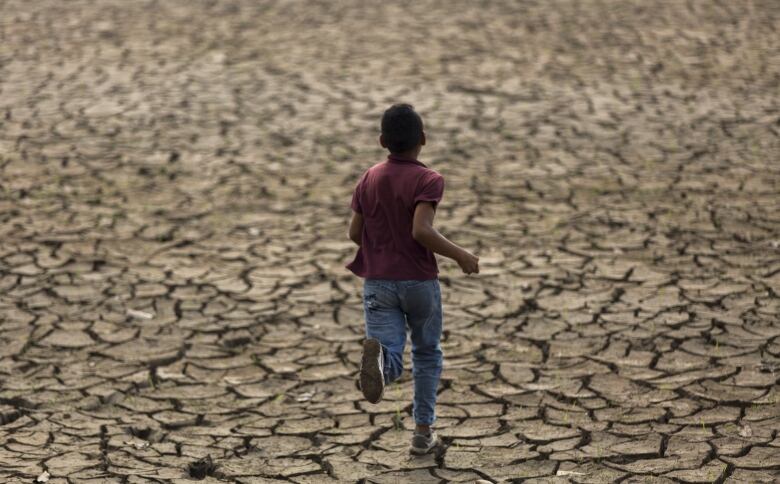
[{"xmin": 363, "ymin": 279, "xmax": 443, "ymax": 426}]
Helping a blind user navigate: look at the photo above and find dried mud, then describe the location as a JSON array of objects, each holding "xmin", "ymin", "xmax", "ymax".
[{"xmin": 1, "ymin": 0, "xmax": 779, "ymax": 482}]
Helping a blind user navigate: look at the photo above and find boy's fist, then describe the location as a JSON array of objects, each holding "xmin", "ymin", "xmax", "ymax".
[{"xmin": 457, "ymin": 251, "xmax": 479, "ymax": 275}]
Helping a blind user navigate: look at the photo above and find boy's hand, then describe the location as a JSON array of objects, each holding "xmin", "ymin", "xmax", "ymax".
[
  {"xmin": 457, "ymin": 250, "xmax": 479, "ymax": 275},
  {"xmin": 412, "ymin": 202, "xmax": 479, "ymax": 275}
]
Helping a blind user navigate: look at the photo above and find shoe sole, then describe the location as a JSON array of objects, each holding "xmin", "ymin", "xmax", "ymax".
[
  {"xmin": 410, "ymin": 439, "xmax": 439, "ymax": 455},
  {"xmin": 360, "ymin": 339, "xmax": 384, "ymax": 404},
  {"xmin": 409, "ymin": 446, "xmax": 434, "ymax": 455}
]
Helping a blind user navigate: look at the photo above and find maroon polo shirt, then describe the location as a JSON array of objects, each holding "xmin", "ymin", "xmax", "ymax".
[{"xmin": 347, "ymin": 154, "xmax": 444, "ymax": 280}]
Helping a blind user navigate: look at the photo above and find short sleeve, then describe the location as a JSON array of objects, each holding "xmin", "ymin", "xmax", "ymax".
[
  {"xmin": 414, "ymin": 172, "xmax": 444, "ymax": 209},
  {"xmin": 350, "ymin": 172, "xmax": 366, "ymax": 213},
  {"xmin": 350, "ymin": 191, "xmax": 361, "ymax": 213}
]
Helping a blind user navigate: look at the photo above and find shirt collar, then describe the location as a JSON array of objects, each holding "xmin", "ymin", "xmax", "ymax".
[{"xmin": 387, "ymin": 153, "xmax": 427, "ymax": 167}]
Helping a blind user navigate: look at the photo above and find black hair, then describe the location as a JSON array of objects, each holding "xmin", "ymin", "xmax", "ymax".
[{"xmin": 381, "ymin": 104, "xmax": 423, "ymax": 154}]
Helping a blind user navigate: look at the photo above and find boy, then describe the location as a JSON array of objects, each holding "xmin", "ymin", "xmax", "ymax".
[{"xmin": 346, "ymin": 104, "xmax": 479, "ymax": 455}]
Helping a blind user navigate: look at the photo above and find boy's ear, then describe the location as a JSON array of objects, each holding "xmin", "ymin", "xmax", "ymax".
[
  {"xmin": 420, "ymin": 131, "xmax": 426, "ymax": 146},
  {"xmin": 379, "ymin": 134, "xmax": 387, "ymax": 148}
]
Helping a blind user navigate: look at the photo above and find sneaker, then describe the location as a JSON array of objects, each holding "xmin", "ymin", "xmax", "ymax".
[
  {"xmin": 359, "ymin": 338, "xmax": 384, "ymax": 404},
  {"xmin": 410, "ymin": 430, "xmax": 439, "ymax": 455}
]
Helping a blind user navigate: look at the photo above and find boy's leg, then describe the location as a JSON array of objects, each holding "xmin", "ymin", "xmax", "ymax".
[
  {"xmin": 400, "ymin": 279, "xmax": 443, "ymax": 429},
  {"xmin": 363, "ymin": 279, "xmax": 406, "ymax": 387}
]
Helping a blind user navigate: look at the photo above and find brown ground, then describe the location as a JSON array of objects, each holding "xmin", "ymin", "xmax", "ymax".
[{"xmin": 1, "ymin": 0, "xmax": 780, "ymax": 482}]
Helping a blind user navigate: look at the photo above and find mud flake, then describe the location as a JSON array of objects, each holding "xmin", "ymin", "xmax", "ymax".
[{"xmin": 41, "ymin": 329, "xmax": 94, "ymax": 348}]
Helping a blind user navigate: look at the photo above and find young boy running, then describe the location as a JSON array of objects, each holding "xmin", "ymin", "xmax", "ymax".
[{"xmin": 346, "ymin": 104, "xmax": 479, "ymax": 455}]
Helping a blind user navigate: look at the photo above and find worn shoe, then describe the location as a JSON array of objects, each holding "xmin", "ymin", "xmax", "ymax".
[
  {"xmin": 359, "ymin": 338, "xmax": 384, "ymax": 404},
  {"xmin": 410, "ymin": 430, "xmax": 439, "ymax": 455}
]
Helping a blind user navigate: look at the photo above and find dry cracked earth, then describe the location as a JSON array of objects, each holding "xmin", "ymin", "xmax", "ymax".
[{"xmin": 1, "ymin": 0, "xmax": 780, "ymax": 482}]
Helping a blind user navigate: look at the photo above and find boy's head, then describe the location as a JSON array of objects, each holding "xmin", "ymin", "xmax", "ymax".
[{"xmin": 380, "ymin": 104, "xmax": 425, "ymax": 156}]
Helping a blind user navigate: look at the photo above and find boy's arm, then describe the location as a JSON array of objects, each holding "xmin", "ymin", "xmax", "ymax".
[
  {"xmin": 412, "ymin": 202, "xmax": 479, "ymax": 274},
  {"xmin": 348, "ymin": 211, "xmax": 363, "ymax": 246}
]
